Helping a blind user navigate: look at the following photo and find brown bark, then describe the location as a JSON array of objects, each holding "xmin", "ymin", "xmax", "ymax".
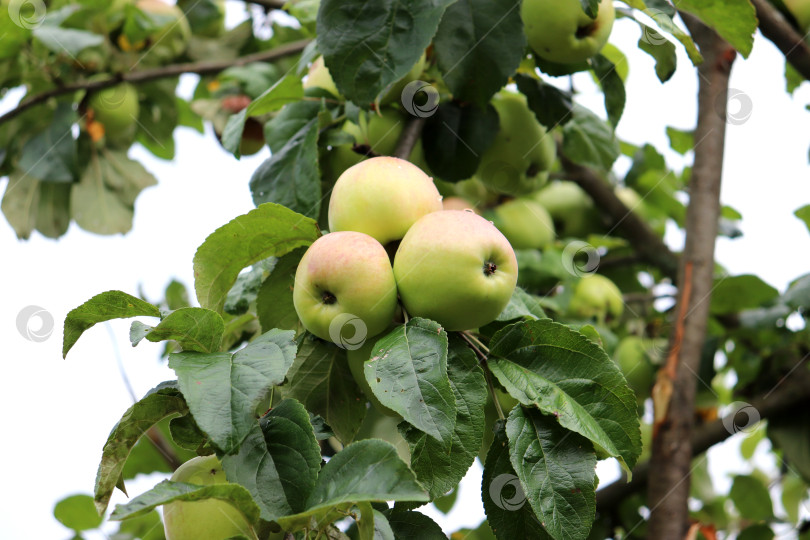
[
  {"xmin": 752, "ymin": 0, "xmax": 810, "ymax": 81},
  {"xmin": 645, "ymin": 15, "xmax": 735, "ymax": 539}
]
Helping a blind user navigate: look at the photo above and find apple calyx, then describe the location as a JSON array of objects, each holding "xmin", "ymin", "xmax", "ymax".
[
  {"xmin": 322, "ymin": 291, "xmax": 337, "ymax": 305},
  {"xmin": 484, "ymin": 261, "xmax": 498, "ymax": 276}
]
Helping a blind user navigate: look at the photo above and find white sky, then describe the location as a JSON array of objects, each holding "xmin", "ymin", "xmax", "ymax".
[{"xmin": 1, "ymin": 11, "xmax": 809, "ymax": 540}]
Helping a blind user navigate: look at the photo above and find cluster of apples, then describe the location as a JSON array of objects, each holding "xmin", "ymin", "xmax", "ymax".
[{"xmin": 293, "ymin": 157, "xmax": 519, "ymax": 348}]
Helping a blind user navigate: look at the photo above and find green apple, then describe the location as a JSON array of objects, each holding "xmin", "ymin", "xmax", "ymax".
[
  {"xmin": 177, "ymin": 0, "xmax": 225, "ymax": 38},
  {"xmin": 136, "ymin": 0, "xmax": 191, "ymax": 64},
  {"xmin": 394, "ymin": 210, "xmax": 518, "ymax": 331},
  {"xmin": 533, "ymin": 181, "xmax": 603, "ymax": 238},
  {"xmin": 354, "ymin": 401, "xmax": 411, "ymax": 464},
  {"xmin": 615, "ymin": 186, "xmax": 666, "ymax": 236},
  {"xmin": 477, "ymin": 92, "xmax": 555, "ymax": 196},
  {"xmin": 522, "ymin": 0, "xmax": 615, "ymax": 65},
  {"xmin": 454, "ymin": 177, "xmax": 499, "ymax": 209},
  {"xmin": 568, "ymin": 274, "xmax": 623, "ymax": 324},
  {"xmin": 304, "ymin": 56, "xmax": 341, "ymax": 98},
  {"xmin": 88, "ymin": 83, "xmax": 139, "ymax": 141},
  {"xmin": 328, "ymin": 156, "xmax": 443, "ymax": 245},
  {"xmin": 347, "ymin": 339, "xmax": 401, "ymax": 417},
  {"xmin": 293, "ymin": 231, "xmax": 398, "ymax": 345},
  {"xmin": 491, "ymin": 198, "xmax": 555, "ymax": 250},
  {"xmin": 784, "ymin": 0, "xmax": 810, "ymax": 31},
  {"xmin": 163, "ymin": 455, "xmax": 253, "ymax": 540},
  {"xmin": 614, "ymin": 335, "xmax": 655, "ymax": 401},
  {"xmin": 443, "ymin": 196, "xmax": 478, "ymax": 212}
]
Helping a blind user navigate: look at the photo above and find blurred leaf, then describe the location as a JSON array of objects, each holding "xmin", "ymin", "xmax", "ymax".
[
  {"xmin": 136, "ymin": 80, "xmax": 179, "ymax": 160},
  {"xmin": 33, "ymin": 26, "xmax": 103, "ymax": 56},
  {"xmin": 54, "ymin": 494, "xmax": 103, "ymax": 532},
  {"xmin": 515, "ymin": 74, "xmax": 574, "ymax": 128},
  {"xmin": 638, "ymin": 27, "xmax": 677, "ymax": 83},
  {"xmin": 221, "ymin": 399, "xmax": 321, "ymax": 521},
  {"xmin": 433, "ymin": 0, "xmax": 525, "ymax": 107},
  {"xmin": 769, "ymin": 408, "xmax": 810, "ymax": 483},
  {"xmin": 783, "ymin": 273, "xmax": 810, "ymax": 310},
  {"xmin": 666, "ymin": 126, "xmax": 694, "ymax": 155},
  {"xmin": 433, "ymin": 489, "xmax": 457, "ymax": 514},
  {"xmin": 1, "ymin": 172, "xmax": 40, "ymax": 240},
  {"xmin": 625, "ymin": 3, "xmax": 703, "ymax": 65},
  {"xmin": 365, "ymin": 319, "xmax": 456, "ymax": 445},
  {"xmin": 18, "ymin": 102, "xmax": 77, "ymax": 183},
  {"xmin": 591, "ymin": 55, "xmax": 626, "ymax": 127},
  {"xmin": 63, "ymin": 290, "xmax": 160, "ymax": 358},
  {"xmin": 110, "ymin": 509, "xmax": 164, "ymax": 540},
  {"xmin": 738, "ymin": 525, "xmax": 775, "ymax": 540},
  {"xmin": 562, "ymin": 105, "xmax": 620, "ymax": 171},
  {"xmin": 795, "ymin": 205, "xmax": 810, "ymax": 236},
  {"xmin": 169, "ymin": 329, "xmax": 297, "ymax": 453},
  {"xmin": 782, "ymin": 474, "xmax": 806, "ymax": 525},
  {"xmin": 193, "ymin": 203, "xmax": 320, "ymax": 313},
  {"xmin": 386, "ymin": 510, "xmax": 446, "ymax": 538},
  {"xmin": 316, "ymin": 0, "xmax": 453, "ymax": 105},
  {"xmin": 709, "ymin": 275, "xmax": 779, "ymax": 315},
  {"xmin": 35, "ymin": 182, "xmax": 71, "ymax": 239},
  {"xmin": 729, "ymin": 475, "xmax": 774, "ymax": 521}
]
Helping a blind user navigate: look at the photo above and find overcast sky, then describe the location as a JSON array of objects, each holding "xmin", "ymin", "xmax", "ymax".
[{"xmin": 1, "ymin": 11, "xmax": 809, "ymax": 540}]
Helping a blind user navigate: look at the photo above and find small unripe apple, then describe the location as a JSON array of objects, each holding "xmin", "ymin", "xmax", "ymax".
[
  {"xmin": 88, "ymin": 83, "xmax": 140, "ymax": 141},
  {"xmin": 614, "ymin": 335, "xmax": 655, "ymax": 401},
  {"xmin": 328, "ymin": 156, "xmax": 443, "ymax": 245},
  {"xmin": 163, "ymin": 455, "xmax": 253, "ymax": 540},
  {"xmin": 177, "ymin": 0, "xmax": 225, "ymax": 38},
  {"xmin": 615, "ymin": 186, "xmax": 666, "ymax": 236},
  {"xmin": 136, "ymin": 0, "xmax": 191, "ymax": 64},
  {"xmin": 522, "ymin": 0, "xmax": 615, "ymax": 64},
  {"xmin": 490, "ymin": 198, "xmax": 555, "ymax": 250},
  {"xmin": 477, "ymin": 92, "xmax": 555, "ymax": 196},
  {"xmin": 568, "ymin": 274, "xmax": 623, "ymax": 324},
  {"xmin": 394, "ymin": 210, "xmax": 518, "ymax": 331},
  {"xmin": 533, "ymin": 181, "xmax": 603, "ymax": 238},
  {"xmin": 293, "ymin": 232, "xmax": 399, "ymax": 345}
]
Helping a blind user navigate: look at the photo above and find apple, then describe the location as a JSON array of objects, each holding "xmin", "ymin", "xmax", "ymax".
[
  {"xmin": 454, "ymin": 177, "xmax": 499, "ymax": 209},
  {"xmin": 163, "ymin": 455, "xmax": 253, "ymax": 540},
  {"xmin": 784, "ymin": 0, "xmax": 810, "ymax": 31},
  {"xmin": 442, "ymin": 196, "xmax": 478, "ymax": 212},
  {"xmin": 293, "ymin": 231, "xmax": 398, "ymax": 345},
  {"xmin": 522, "ymin": 0, "xmax": 615, "ymax": 65},
  {"xmin": 136, "ymin": 0, "xmax": 191, "ymax": 64},
  {"xmin": 177, "ymin": 0, "xmax": 225, "ymax": 38},
  {"xmin": 393, "ymin": 210, "xmax": 518, "ymax": 331},
  {"xmin": 615, "ymin": 186, "xmax": 666, "ymax": 236},
  {"xmin": 533, "ymin": 181, "xmax": 603, "ymax": 238},
  {"xmin": 303, "ymin": 56, "xmax": 341, "ymax": 98},
  {"xmin": 614, "ymin": 335, "xmax": 655, "ymax": 401},
  {"xmin": 490, "ymin": 198, "xmax": 555, "ymax": 250},
  {"xmin": 328, "ymin": 156, "xmax": 443, "ymax": 245},
  {"xmin": 347, "ymin": 339, "xmax": 401, "ymax": 417},
  {"xmin": 568, "ymin": 274, "xmax": 624, "ymax": 323},
  {"xmin": 477, "ymin": 92, "xmax": 555, "ymax": 196},
  {"xmin": 88, "ymin": 83, "xmax": 140, "ymax": 141},
  {"xmin": 354, "ymin": 401, "xmax": 411, "ymax": 464}
]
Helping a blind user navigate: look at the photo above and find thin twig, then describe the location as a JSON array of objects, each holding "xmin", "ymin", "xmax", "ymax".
[
  {"xmin": 752, "ymin": 0, "xmax": 810, "ymax": 81},
  {"xmin": 460, "ymin": 331, "xmax": 504, "ymax": 421},
  {"xmin": 0, "ymin": 39, "xmax": 311, "ymax": 126},
  {"xmin": 393, "ymin": 116, "xmax": 426, "ymax": 160}
]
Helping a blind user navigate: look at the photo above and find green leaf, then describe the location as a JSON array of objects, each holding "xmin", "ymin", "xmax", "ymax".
[
  {"xmin": 591, "ymin": 55, "xmax": 626, "ymax": 127},
  {"xmin": 133, "ymin": 307, "xmax": 224, "ymax": 353},
  {"xmin": 422, "ymin": 101, "xmax": 499, "ymax": 181},
  {"xmin": 33, "ymin": 26, "xmax": 104, "ymax": 56},
  {"xmin": 628, "ymin": 4, "xmax": 703, "ymax": 65},
  {"xmin": 364, "ymin": 319, "xmax": 456, "ymax": 445},
  {"xmin": 433, "ymin": 0, "xmax": 525, "ymax": 107},
  {"xmin": 678, "ymin": 0, "xmax": 756, "ymax": 57},
  {"xmin": 515, "ymin": 74, "xmax": 574, "ymax": 129},
  {"xmin": 168, "ymin": 414, "xmax": 210, "ymax": 453},
  {"xmin": 54, "ymin": 494, "xmax": 104, "ymax": 532},
  {"xmin": 316, "ymin": 0, "xmax": 454, "ymax": 105},
  {"xmin": 257, "ymin": 248, "xmax": 305, "ymax": 332},
  {"xmin": 507, "ymin": 407, "xmax": 596, "ymax": 540},
  {"xmin": 110, "ymin": 509, "xmax": 164, "ymax": 540},
  {"xmin": 193, "ymin": 203, "xmax": 320, "ymax": 313},
  {"xmin": 71, "ymin": 149, "xmax": 157, "ymax": 235},
  {"xmin": 221, "ymin": 399, "xmax": 321, "ymax": 521},
  {"xmin": 729, "ymin": 475, "xmax": 774, "ymax": 521},
  {"xmin": 781, "ymin": 474, "xmax": 806, "ymax": 525},
  {"xmin": 400, "ymin": 336, "xmax": 487, "ymax": 499},
  {"xmin": 386, "ymin": 510, "xmax": 446, "ymax": 539},
  {"xmin": 637, "ymin": 26, "xmax": 677, "ymax": 83},
  {"xmin": 579, "ymin": 0, "xmax": 598, "ymax": 18},
  {"xmin": 135, "ymin": 80, "xmax": 179, "ymax": 161},
  {"xmin": 283, "ymin": 335, "xmax": 366, "ymax": 443},
  {"xmin": 738, "ymin": 525, "xmax": 775, "ymax": 540},
  {"xmin": 497, "ymin": 287, "xmax": 547, "ymax": 322},
  {"xmin": 709, "ymin": 275, "xmax": 779, "ymax": 315},
  {"xmin": 109, "ymin": 480, "xmax": 260, "ymax": 525},
  {"xmin": 561, "ymin": 105, "xmax": 620, "ymax": 171},
  {"xmin": 35, "ymin": 182, "xmax": 71, "ymax": 239},
  {"xmin": 63, "ymin": 290, "xmax": 160, "ymax": 358},
  {"xmin": 250, "ymin": 117, "xmax": 321, "ymax": 218},
  {"xmin": 123, "ymin": 416, "xmax": 197, "ymax": 480},
  {"xmin": 666, "ymin": 126, "xmax": 694, "ymax": 154},
  {"xmin": 264, "ymin": 100, "xmax": 325, "ymax": 153},
  {"xmin": 224, "ymin": 263, "xmax": 267, "ymax": 316},
  {"xmin": 769, "ymin": 408, "xmax": 810, "ymax": 483},
  {"xmin": 1, "ymin": 172, "xmax": 41, "ymax": 239},
  {"xmin": 95, "ymin": 383, "xmax": 188, "ymax": 515},
  {"xmin": 19, "ymin": 102, "xmax": 77, "ymax": 183},
  {"xmin": 488, "ymin": 319, "xmax": 641, "ymax": 471},
  {"xmin": 482, "ymin": 422, "xmax": 551, "ymax": 540},
  {"xmin": 795, "ymin": 204, "xmax": 810, "ymax": 236},
  {"xmin": 168, "ymin": 329, "xmax": 297, "ymax": 453},
  {"xmin": 221, "ymin": 75, "xmax": 304, "ymax": 157}
]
